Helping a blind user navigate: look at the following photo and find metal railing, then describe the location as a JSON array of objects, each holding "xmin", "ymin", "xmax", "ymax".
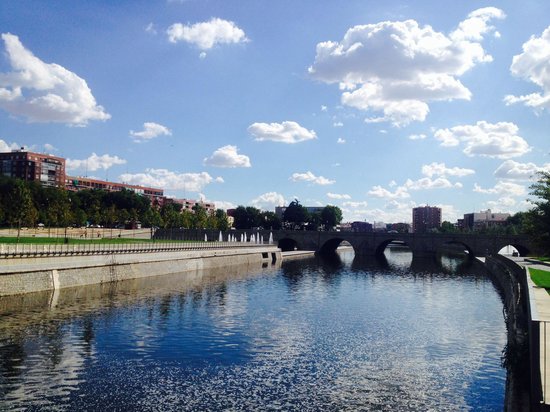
[{"xmin": 0, "ymin": 240, "xmax": 273, "ymax": 259}]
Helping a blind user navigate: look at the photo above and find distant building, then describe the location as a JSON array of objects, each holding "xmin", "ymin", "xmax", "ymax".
[
  {"xmin": 0, "ymin": 148, "xmax": 66, "ymax": 188},
  {"xmin": 350, "ymin": 221, "xmax": 373, "ymax": 232},
  {"xmin": 412, "ymin": 206, "xmax": 441, "ymax": 233},
  {"xmin": 275, "ymin": 205, "xmax": 324, "ymax": 220},
  {"xmin": 387, "ymin": 222, "xmax": 411, "ymax": 233},
  {"xmin": 66, "ymin": 176, "xmax": 164, "ymax": 205},
  {"xmin": 461, "ymin": 209, "xmax": 510, "ymax": 231},
  {"xmin": 166, "ymin": 198, "xmax": 216, "ymax": 214}
]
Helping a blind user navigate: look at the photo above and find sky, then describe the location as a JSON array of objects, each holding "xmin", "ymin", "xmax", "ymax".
[{"xmin": 1, "ymin": 0, "xmax": 550, "ymax": 224}]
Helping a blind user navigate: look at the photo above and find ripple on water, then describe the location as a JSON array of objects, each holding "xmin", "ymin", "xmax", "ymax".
[{"xmin": 0, "ymin": 251, "xmax": 507, "ymax": 411}]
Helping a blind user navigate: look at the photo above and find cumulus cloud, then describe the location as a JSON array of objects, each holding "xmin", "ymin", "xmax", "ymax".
[
  {"xmin": 43, "ymin": 143, "xmax": 57, "ymax": 153},
  {"xmin": 337, "ymin": 137, "xmax": 346, "ymax": 144},
  {"xmin": 66, "ymin": 153, "xmax": 126, "ymax": 172},
  {"xmin": 308, "ymin": 8, "xmax": 504, "ymax": 126},
  {"xmin": 203, "ymin": 145, "xmax": 251, "ymax": 168},
  {"xmin": 473, "ymin": 181, "xmax": 526, "ymax": 196},
  {"xmin": 248, "ymin": 121, "xmax": 317, "ymax": 144},
  {"xmin": 119, "ymin": 169, "xmax": 221, "ymax": 192},
  {"xmin": 0, "ymin": 139, "xmax": 21, "ymax": 152},
  {"xmin": 434, "ymin": 121, "xmax": 530, "ymax": 159},
  {"xmin": 211, "ymin": 200, "xmax": 236, "ymax": 211},
  {"xmin": 494, "ymin": 159, "xmax": 550, "ymax": 181},
  {"xmin": 421, "ymin": 162, "xmax": 475, "ymax": 178},
  {"xmin": 167, "ymin": 18, "xmax": 248, "ymax": 51},
  {"xmin": 130, "ymin": 122, "xmax": 172, "ymax": 142},
  {"xmin": 0, "ymin": 33, "xmax": 110, "ymax": 126},
  {"xmin": 327, "ymin": 193, "xmax": 351, "ymax": 200},
  {"xmin": 251, "ymin": 192, "xmax": 286, "ymax": 210},
  {"xmin": 290, "ymin": 171, "xmax": 335, "ymax": 185},
  {"xmin": 405, "ymin": 177, "xmax": 462, "ymax": 190},
  {"xmin": 368, "ymin": 185, "xmax": 410, "ymax": 199},
  {"xmin": 343, "ymin": 200, "xmax": 368, "ymax": 208},
  {"xmin": 504, "ymin": 25, "xmax": 550, "ymax": 111}
]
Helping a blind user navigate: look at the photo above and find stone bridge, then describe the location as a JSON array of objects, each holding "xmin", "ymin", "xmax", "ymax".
[{"xmin": 260, "ymin": 230, "xmax": 538, "ymax": 258}]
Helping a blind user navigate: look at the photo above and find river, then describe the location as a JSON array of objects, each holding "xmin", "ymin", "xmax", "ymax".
[{"xmin": 0, "ymin": 248, "xmax": 509, "ymax": 411}]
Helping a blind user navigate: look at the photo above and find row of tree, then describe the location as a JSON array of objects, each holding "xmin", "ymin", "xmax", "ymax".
[
  {"xmin": 231, "ymin": 201, "xmax": 343, "ymax": 231},
  {"xmin": 0, "ymin": 176, "xmax": 230, "ymax": 230},
  {"xmin": 0, "ymin": 177, "xmax": 343, "ymax": 232}
]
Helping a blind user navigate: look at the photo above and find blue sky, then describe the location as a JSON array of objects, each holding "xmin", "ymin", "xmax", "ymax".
[{"xmin": 1, "ymin": 0, "xmax": 550, "ymax": 223}]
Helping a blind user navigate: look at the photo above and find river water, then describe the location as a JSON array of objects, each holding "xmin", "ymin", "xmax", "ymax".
[{"xmin": 0, "ymin": 249, "xmax": 509, "ymax": 411}]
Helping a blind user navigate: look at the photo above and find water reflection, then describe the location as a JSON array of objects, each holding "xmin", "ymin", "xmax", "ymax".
[{"xmin": 0, "ymin": 251, "xmax": 509, "ymax": 411}]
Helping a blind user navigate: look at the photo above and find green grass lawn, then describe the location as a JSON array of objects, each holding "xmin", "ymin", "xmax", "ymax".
[
  {"xmin": 529, "ymin": 267, "xmax": 550, "ymax": 289},
  {"xmin": 0, "ymin": 237, "xmax": 193, "ymax": 245}
]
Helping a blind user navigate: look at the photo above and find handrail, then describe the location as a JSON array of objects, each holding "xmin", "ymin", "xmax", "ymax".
[{"xmin": 0, "ymin": 241, "xmax": 273, "ymax": 259}]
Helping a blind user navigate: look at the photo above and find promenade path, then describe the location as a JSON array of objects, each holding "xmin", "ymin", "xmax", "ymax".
[{"xmin": 516, "ymin": 257, "xmax": 550, "ymax": 407}]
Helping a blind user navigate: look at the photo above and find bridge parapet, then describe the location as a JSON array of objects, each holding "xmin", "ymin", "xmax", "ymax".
[{"xmin": 263, "ymin": 230, "xmax": 536, "ymax": 258}]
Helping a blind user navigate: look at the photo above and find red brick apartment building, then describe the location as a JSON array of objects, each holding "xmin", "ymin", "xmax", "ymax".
[
  {"xmin": 0, "ymin": 149, "xmax": 66, "ymax": 188},
  {"xmin": 65, "ymin": 176, "xmax": 164, "ymax": 206}
]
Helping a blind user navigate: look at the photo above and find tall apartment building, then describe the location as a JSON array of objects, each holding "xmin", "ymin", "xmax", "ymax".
[
  {"xmin": 461, "ymin": 209, "xmax": 510, "ymax": 231},
  {"xmin": 66, "ymin": 176, "xmax": 164, "ymax": 205},
  {"xmin": 412, "ymin": 206, "xmax": 441, "ymax": 233},
  {"xmin": 0, "ymin": 149, "xmax": 66, "ymax": 188}
]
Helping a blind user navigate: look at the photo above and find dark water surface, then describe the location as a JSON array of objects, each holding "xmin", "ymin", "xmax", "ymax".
[{"xmin": 0, "ymin": 249, "xmax": 507, "ymax": 411}]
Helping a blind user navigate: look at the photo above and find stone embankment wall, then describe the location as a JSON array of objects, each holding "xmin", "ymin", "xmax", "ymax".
[
  {"xmin": 484, "ymin": 255, "xmax": 531, "ymax": 412},
  {"xmin": 0, "ymin": 246, "xmax": 281, "ymax": 297}
]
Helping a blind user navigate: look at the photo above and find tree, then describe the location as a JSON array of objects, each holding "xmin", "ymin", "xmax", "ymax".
[
  {"xmin": 439, "ymin": 221, "xmax": 458, "ymax": 233},
  {"xmin": 260, "ymin": 211, "xmax": 281, "ymax": 230},
  {"xmin": 283, "ymin": 200, "xmax": 309, "ymax": 229},
  {"xmin": 215, "ymin": 209, "xmax": 230, "ymax": 231},
  {"xmin": 233, "ymin": 206, "xmax": 262, "ymax": 229},
  {"xmin": 320, "ymin": 205, "xmax": 343, "ymax": 230},
  {"xmin": 527, "ymin": 171, "xmax": 550, "ymax": 251}
]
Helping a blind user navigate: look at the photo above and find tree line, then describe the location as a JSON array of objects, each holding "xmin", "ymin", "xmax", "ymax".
[
  {"xmin": 0, "ymin": 177, "xmax": 343, "ymax": 233},
  {"xmin": 0, "ymin": 176, "xmax": 230, "ymax": 230}
]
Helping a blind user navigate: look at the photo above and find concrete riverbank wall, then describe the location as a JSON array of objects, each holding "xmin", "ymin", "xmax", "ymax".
[
  {"xmin": 0, "ymin": 246, "xmax": 282, "ymax": 297},
  {"xmin": 484, "ymin": 255, "xmax": 532, "ymax": 412}
]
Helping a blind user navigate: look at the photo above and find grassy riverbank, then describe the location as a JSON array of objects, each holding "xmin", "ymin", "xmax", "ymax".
[{"xmin": 530, "ymin": 267, "xmax": 550, "ymax": 291}]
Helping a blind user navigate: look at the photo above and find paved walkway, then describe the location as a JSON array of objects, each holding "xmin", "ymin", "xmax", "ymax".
[{"xmin": 515, "ymin": 258, "xmax": 550, "ymax": 405}]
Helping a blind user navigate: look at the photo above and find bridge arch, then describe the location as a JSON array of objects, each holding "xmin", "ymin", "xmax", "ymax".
[
  {"xmin": 278, "ymin": 237, "xmax": 299, "ymax": 252},
  {"xmin": 496, "ymin": 242, "xmax": 530, "ymax": 257},
  {"xmin": 437, "ymin": 240, "xmax": 474, "ymax": 260},
  {"xmin": 374, "ymin": 239, "xmax": 413, "ymax": 256}
]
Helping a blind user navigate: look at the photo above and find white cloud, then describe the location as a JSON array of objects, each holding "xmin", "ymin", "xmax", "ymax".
[
  {"xmin": 504, "ymin": 25, "xmax": 550, "ymax": 111},
  {"xmin": 145, "ymin": 23, "xmax": 157, "ymax": 35},
  {"xmin": 368, "ymin": 185, "xmax": 410, "ymax": 199},
  {"xmin": 119, "ymin": 169, "xmax": 221, "ymax": 192},
  {"xmin": 473, "ymin": 181, "xmax": 526, "ymax": 196},
  {"xmin": 211, "ymin": 200, "xmax": 236, "ymax": 211},
  {"xmin": 250, "ymin": 192, "xmax": 286, "ymax": 210},
  {"xmin": 43, "ymin": 143, "xmax": 57, "ymax": 153},
  {"xmin": 130, "ymin": 122, "xmax": 172, "ymax": 142},
  {"xmin": 337, "ymin": 137, "xmax": 346, "ymax": 144},
  {"xmin": 343, "ymin": 200, "xmax": 368, "ymax": 208},
  {"xmin": 290, "ymin": 171, "xmax": 335, "ymax": 185},
  {"xmin": 421, "ymin": 162, "xmax": 475, "ymax": 178},
  {"xmin": 434, "ymin": 121, "xmax": 530, "ymax": 159},
  {"xmin": 0, "ymin": 33, "xmax": 110, "ymax": 126},
  {"xmin": 248, "ymin": 121, "xmax": 317, "ymax": 144},
  {"xmin": 327, "ymin": 193, "xmax": 351, "ymax": 200},
  {"xmin": 408, "ymin": 133, "xmax": 426, "ymax": 140},
  {"xmin": 203, "ymin": 145, "xmax": 251, "ymax": 168},
  {"xmin": 66, "ymin": 153, "xmax": 126, "ymax": 172},
  {"xmin": 166, "ymin": 18, "xmax": 248, "ymax": 50},
  {"xmin": 333, "ymin": 121, "xmax": 344, "ymax": 127},
  {"xmin": 0, "ymin": 139, "xmax": 21, "ymax": 152},
  {"xmin": 404, "ymin": 177, "xmax": 462, "ymax": 190},
  {"xmin": 308, "ymin": 8, "xmax": 504, "ymax": 126},
  {"xmin": 321, "ymin": 105, "xmax": 328, "ymax": 112},
  {"xmin": 494, "ymin": 159, "xmax": 550, "ymax": 181}
]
